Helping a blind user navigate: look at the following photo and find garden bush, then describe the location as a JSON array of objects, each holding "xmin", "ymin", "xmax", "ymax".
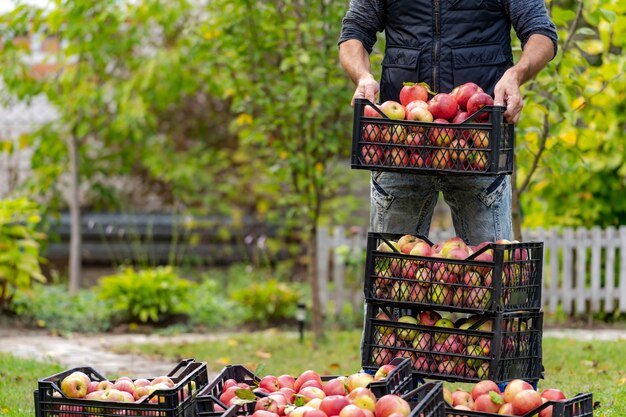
[
  {"xmin": 94, "ymin": 266, "xmax": 195, "ymax": 324},
  {"xmin": 12, "ymin": 284, "xmax": 114, "ymax": 334},
  {"xmin": 187, "ymin": 278, "xmax": 244, "ymax": 329},
  {"xmin": 230, "ymin": 278, "xmax": 302, "ymax": 325}
]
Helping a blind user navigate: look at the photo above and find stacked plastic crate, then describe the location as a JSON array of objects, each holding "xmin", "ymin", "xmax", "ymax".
[{"xmin": 350, "ymin": 99, "xmax": 594, "ymax": 416}]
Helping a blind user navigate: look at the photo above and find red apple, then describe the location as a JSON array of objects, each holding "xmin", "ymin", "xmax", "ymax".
[
  {"xmin": 471, "ymin": 380, "xmax": 501, "ymax": 401},
  {"xmin": 428, "ymin": 119, "xmax": 454, "ymax": 146},
  {"xmin": 451, "ymin": 389, "xmax": 474, "ymax": 408},
  {"xmin": 498, "ymin": 402, "xmax": 515, "ymax": 415},
  {"xmin": 303, "ymin": 410, "xmax": 329, "ymax": 417},
  {"xmin": 87, "ymin": 381, "xmax": 100, "ymax": 394},
  {"xmin": 397, "ymin": 234, "xmax": 419, "ymax": 254},
  {"xmin": 410, "ymin": 150, "xmax": 431, "ymax": 168},
  {"xmin": 361, "ymin": 144, "xmax": 384, "ymax": 165},
  {"xmin": 406, "ymin": 101, "xmax": 433, "ymax": 123},
  {"xmin": 384, "ymin": 147, "xmax": 410, "ymax": 167},
  {"xmin": 418, "ymin": 310, "xmax": 441, "ymax": 326},
  {"xmin": 347, "ymin": 373, "xmax": 374, "ymax": 392},
  {"xmin": 504, "ymin": 379, "xmax": 534, "ymax": 403},
  {"xmin": 322, "ymin": 377, "xmax": 348, "ymax": 396},
  {"xmin": 466, "ymin": 92, "xmax": 494, "ymax": 121},
  {"xmin": 101, "ymin": 389, "xmax": 126, "ymax": 403},
  {"xmin": 450, "ymin": 138, "xmax": 470, "ymax": 164},
  {"xmin": 454, "ymin": 82, "xmax": 484, "ymax": 111},
  {"xmin": 340, "ymin": 404, "xmax": 366, "ymax": 417},
  {"xmin": 277, "ymin": 375, "xmax": 296, "ymax": 390},
  {"xmin": 379, "ymin": 100, "xmax": 406, "ymax": 120},
  {"xmin": 319, "ymin": 394, "xmax": 350, "ymax": 416},
  {"xmin": 474, "ymin": 393, "xmax": 502, "ymax": 413},
  {"xmin": 428, "ymin": 93, "xmax": 459, "ymax": 121},
  {"xmin": 374, "ymin": 395, "xmax": 411, "ymax": 417},
  {"xmin": 409, "ymin": 241, "xmax": 432, "ymax": 257},
  {"xmin": 363, "ymin": 124, "xmax": 383, "ymax": 142},
  {"xmin": 253, "ymin": 411, "xmax": 281, "ymax": 417},
  {"xmin": 222, "ymin": 378, "xmax": 238, "ymax": 391},
  {"xmin": 151, "ymin": 376, "xmax": 175, "ymax": 388},
  {"xmin": 299, "ymin": 387, "xmax": 326, "ymax": 401},
  {"xmin": 300, "ymin": 379, "xmax": 324, "ymax": 391},
  {"xmin": 431, "ymin": 149, "xmax": 451, "ymax": 169},
  {"xmin": 374, "ymin": 364, "xmax": 396, "ymax": 381},
  {"xmin": 399, "ymin": 83, "xmax": 428, "ymax": 106},
  {"xmin": 219, "ymin": 385, "xmax": 240, "ymax": 406},
  {"xmin": 541, "ymin": 388, "xmax": 566, "ymax": 401},
  {"xmin": 364, "ymin": 104, "xmax": 383, "ymax": 118},
  {"xmin": 512, "ymin": 390, "xmax": 543, "ymax": 415}
]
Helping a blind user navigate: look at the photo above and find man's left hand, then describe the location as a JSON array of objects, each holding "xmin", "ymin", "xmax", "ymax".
[{"xmin": 494, "ymin": 68, "xmax": 524, "ymax": 124}]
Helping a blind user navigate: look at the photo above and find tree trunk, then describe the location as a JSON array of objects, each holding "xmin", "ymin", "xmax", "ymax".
[
  {"xmin": 68, "ymin": 135, "xmax": 81, "ymax": 294},
  {"xmin": 511, "ymin": 164, "xmax": 523, "ymax": 241},
  {"xmin": 308, "ymin": 226, "xmax": 324, "ymax": 345}
]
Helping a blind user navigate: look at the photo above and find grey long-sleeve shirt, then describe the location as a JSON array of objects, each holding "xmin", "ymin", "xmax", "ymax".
[{"xmin": 338, "ymin": 0, "xmax": 558, "ymax": 57}]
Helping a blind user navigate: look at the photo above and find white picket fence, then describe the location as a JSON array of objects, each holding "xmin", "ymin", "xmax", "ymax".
[{"xmin": 317, "ymin": 226, "xmax": 626, "ymax": 316}]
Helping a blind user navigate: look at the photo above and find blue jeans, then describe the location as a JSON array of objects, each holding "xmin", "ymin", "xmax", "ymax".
[{"xmin": 370, "ymin": 171, "xmax": 513, "ymax": 244}]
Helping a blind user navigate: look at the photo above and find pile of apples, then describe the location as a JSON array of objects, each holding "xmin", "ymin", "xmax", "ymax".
[
  {"xmin": 56, "ymin": 370, "xmax": 195, "ymax": 404},
  {"xmin": 216, "ymin": 365, "xmax": 413, "ymax": 417},
  {"xmin": 372, "ymin": 235, "xmax": 531, "ymax": 309},
  {"xmin": 360, "ymin": 82, "xmax": 495, "ymax": 171},
  {"xmin": 444, "ymin": 379, "xmax": 567, "ymax": 417},
  {"xmin": 371, "ymin": 308, "xmax": 503, "ymax": 380}
]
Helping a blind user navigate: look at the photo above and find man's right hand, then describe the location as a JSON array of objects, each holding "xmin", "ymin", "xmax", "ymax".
[{"xmin": 351, "ymin": 75, "xmax": 380, "ymax": 107}]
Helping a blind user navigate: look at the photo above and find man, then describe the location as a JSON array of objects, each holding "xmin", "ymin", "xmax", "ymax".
[{"xmin": 338, "ymin": 0, "xmax": 558, "ymax": 244}]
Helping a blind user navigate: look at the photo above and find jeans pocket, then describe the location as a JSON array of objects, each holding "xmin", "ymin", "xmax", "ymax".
[
  {"xmin": 371, "ymin": 175, "xmax": 395, "ymax": 213},
  {"xmin": 477, "ymin": 175, "xmax": 507, "ymax": 208}
]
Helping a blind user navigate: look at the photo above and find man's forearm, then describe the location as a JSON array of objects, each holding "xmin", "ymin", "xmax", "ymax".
[
  {"xmin": 339, "ymin": 39, "xmax": 375, "ymax": 85},
  {"xmin": 508, "ymin": 34, "xmax": 555, "ymax": 85}
]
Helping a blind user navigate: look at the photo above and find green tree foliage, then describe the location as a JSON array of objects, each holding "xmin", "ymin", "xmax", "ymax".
[{"xmin": 515, "ymin": 0, "xmax": 626, "ymax": 230}]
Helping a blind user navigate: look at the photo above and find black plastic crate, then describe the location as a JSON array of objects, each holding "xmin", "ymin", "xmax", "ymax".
[
  {"xmin": 364, "ymin": 233, "xmax": 543, "ymax": 314},
  {"xmin": 403, "ymin": 382, "xmax": 446, "ymax": 417},
  {"xmin": 197, "ymin": 359, "xmax": 414, "ymax": 417},
  {"xmin": 444, "ymin": 392, "xmax": 593, "ymax": 417},
  {"xmin": 361, "ymin": 303, "xmax": 543, "ymax": 385},
  {"xmin": 351, "ymin": 99, "xmax": 514, "ymax": 175},
  {"xmin": 34, "ymin": 359, "xmax": 209, "ymax": 417}
]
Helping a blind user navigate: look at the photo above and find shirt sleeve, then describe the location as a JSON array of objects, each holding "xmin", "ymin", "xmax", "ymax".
[
  {"xmin": 505, "ymin": 0, "xmax": 559, "ymax": 59},
  {"xmin": 337, "ymin": 0, "xmax": 385, "ymax": 54}
]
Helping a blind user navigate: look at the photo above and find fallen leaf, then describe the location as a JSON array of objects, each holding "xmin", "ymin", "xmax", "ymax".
[
  {"xmin": 256, "ymin": 351, "xmax": 272, "ymax": 359},
  {"xmin": 216, "ymin": 357, "xmax": 230, "ymax": 366}
]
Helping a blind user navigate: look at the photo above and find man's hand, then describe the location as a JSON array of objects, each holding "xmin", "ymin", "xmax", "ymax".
[
  {"xmin": 494, "ymin": 67, "xmax": 524, "ymax": 124},
  {"xmin": 352, "ymin": 75, "xmax": 380, "ymax": 107}
]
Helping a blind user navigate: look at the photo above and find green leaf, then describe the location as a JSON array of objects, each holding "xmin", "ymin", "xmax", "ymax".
[
  {"xmin": 489, "ymin": 391, "xmax": 504, "ymax": 405},
  {"xmin": 235, "ymin": 388, "xmax": 257, "ymax": 401},
  {"xmin": 293, "ymin": 395, "xmax": 307, "ymax": 407}
]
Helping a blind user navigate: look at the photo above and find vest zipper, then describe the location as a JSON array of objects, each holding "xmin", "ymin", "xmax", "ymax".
[{"xmin": 433, "ymin": 0, "xmax": 440, "ymax": 92}]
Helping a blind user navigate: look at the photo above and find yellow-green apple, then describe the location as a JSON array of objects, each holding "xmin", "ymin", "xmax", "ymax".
[
  {"xmin": 466, "ymin": 287, "xmax": 491, "ymax": 310},
  {"xmin": 433, "ymin": 318, "xmax": 455, "ymax": 344},
  {"xmin": 347, "ymin": 373, "xmax": 374, "ymax": 392},
  {"xmin": 400, "ymin": 83, "xmax": 429, "ymax": 106},
  {"xmin": 411, "ymin": 332, "xmax": 432, "ymax": 351},
  {"xmin": 260, "ymin": 375, "xmax": 280, "ymax": 393},
  {"xmin": 428, "ymin": 93, "xmax": 459, "ymax": 121},
  {"xmin": 397, "ymin": 234, "xmax": 419, "ymax": 254},
  {"xmin": 382, "ymin": 125, "xmax": 408, "ymax": 144},
  {"xmin": 361, "ymin": 144, "xmax": 384, "ymax": 165},
  {"xmin": 451, "ymin": 389, "xmax": 473, "ymax": 408},
  {"xmin": 454, "ymin": 82, "xmax": 484, "ymax": 111},
  {"xmin": 396, "ymin": 315, "xmax": 418, "ymax": 340},
  {"xmin": 465, "ymin": 344, "xmax": 485, "ymax": 368},
  {"xmin": 504, "ymin": 379, "xmax": 534, "ymax": 403},
  {"xmin": 305, "ymin": 398, "xmax": 323, "ymax": 410},
  {"xmin": 428, "ymin": 283, "xmax": 452, "ymax": 306},
  {"xmin": 319, "ymin": 395, "xmax": 350, "ymax": 417},
  {"xmin": 299, "ymin": 387, "xmax": 326, "ymax": 402},
  {"xmin": 428, "ymin": 119, "xmax": 454, "ymax": 146},
  {"xmin": 348, "ymin": 387, "xmax": 377, "ymax": 412},
  {"xmin": 467, "ymin": 92, "xmax": 494, "ymax": 121},
  {"xmin": 120, "ymin": 391, "xmax": 135, "ymax": 403},
  {"xmin": 340, "ymin": 404, "xmax": 366, "ymax": 417},
  {"xmin": 474, "ymin": 393, "xmax": 502, "ymax": 413},
  {"xmin": 418, "ymin": 310, "xmax": 441, "ymax": 326},
  {"xmin": 512, "ymin": 390, "xmax": 543, "ymax": 415},
  {"xmin": 135, "ymin": 384, "xmax": 151, "ymax": 400},
  {"xmin": 440, "ymin": 237, "xmax": 468, "ymax": 257},
  {"xmin": 469, "ymin": 150, "xmax": 488, "ymax": 171},
  {"xmin": 477, "ymin": 363, "xmax": 490, "ymax": 379},
  {"xmin": 390, "ymin": 282, "xmax": 410, "ymax": 302},
  {"xmin": 471, "ymin": 380, "xmax": 501, "ymax": 401},
  {"xmin": 101, "ymin": 389, "xmax": 126, "ymax": 403},
  {"xmin": 406, "ymin": 101, "xmax": 433, "ymax": 123},
  {"xmin": 373, "ymin": 364, "xmax": 396, "ymax": 381},
  {"xmin": 379, "ymin": 100, "xmax": 406, "ymax": 120},
  {"xmin": 322, "ymin": 377, "xmax": 348, "ymax": 396},
  {"xmin": 61, "ymin": 374, "xmax": 89, "ymax": 398},
  {"xmin": 442, "ymin": 387, "xmax": 453, "ymax": 404},
  {"xmin": 541, "ymin": 388, "xmax": 566, "ymax": 401},
  {"xmin": 376, "ymin": 241, "xmax": 400, "ymax": 253},
  {"xmin": 498, "ymin": 402, "xmax": 515, "ymax": 415},
  {"xmin": 374, "ymin": 395, "xmax": 411, "ymax": 417}
]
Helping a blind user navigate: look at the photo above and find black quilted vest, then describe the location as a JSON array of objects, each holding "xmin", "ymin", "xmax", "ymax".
[{"xmin": 380, "ymin": 0, "xmax": 514, "ymax": 102}]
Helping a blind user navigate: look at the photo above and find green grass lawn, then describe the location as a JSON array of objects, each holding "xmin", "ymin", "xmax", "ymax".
[{"xmin": 2, "ymin": 331, "xmax": 625, "ymax": 417}]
